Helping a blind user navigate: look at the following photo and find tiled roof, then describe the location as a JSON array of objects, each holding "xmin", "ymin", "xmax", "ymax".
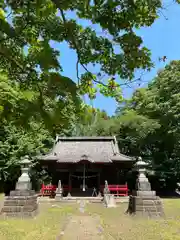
[{"xmin": 40, "ymin": 136, "xmax": 133, "ymax": 163}]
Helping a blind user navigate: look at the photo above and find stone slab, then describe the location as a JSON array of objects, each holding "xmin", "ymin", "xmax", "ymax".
[
  {"xmin": 136, "ymin": 181, "xmax": 151, "ymax": 191},
  {"xmin": 1, "ymin": 209, "xmax": 38, "ymax": 218},
  {"xmin": 134, "ymin": 190, "xmax": 156, "ymax": 197},
  {"xmin": 10, "ymin": 190, "xmax": 36, "ymax": 196},
  {"xmin": 1, "ymin": 190, "xmax": 38, "ymax": 218},
  {"xmin": 127, "ymin": 195, "xmax": 164, "ymax": 218}
]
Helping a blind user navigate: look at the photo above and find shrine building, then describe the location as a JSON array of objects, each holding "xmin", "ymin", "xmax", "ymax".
[{"xmin": 39, "ymin": 136, "xmax": 135, "ymax": 196}]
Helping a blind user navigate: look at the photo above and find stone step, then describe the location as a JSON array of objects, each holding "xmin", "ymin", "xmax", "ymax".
[
  {"xmin": 135, "ymin": 206, "xmax": 163, "ymax": 211},
  {"xmin": 3, "ymin": 199, "xmax": 37, "ymax": 206},
  {"xmin": 135, "ymin": 201, "xmax": 163, "ymax": 206},
  {"xmin": 1, "ymin": 210, "xmax": 38, "ymax": 218},
  {"xmin": 1, "ymin": 204, "xmax": 38, "ymax": 212}
]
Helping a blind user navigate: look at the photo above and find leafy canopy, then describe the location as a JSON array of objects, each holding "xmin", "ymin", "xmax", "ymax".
[
  {"xmin": 88, "ymin": 60, "xmax": 180, "ymax": 190},
  {"xmin": 0, "ymin": 0, "xmax": 162, "ymax": 113}
]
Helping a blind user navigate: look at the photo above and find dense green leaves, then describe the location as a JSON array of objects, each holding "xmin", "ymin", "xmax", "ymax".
[
  {"xmin": 74, "ymin": 61, "xmax": 180, "ymax": 191},
  {"xmin": 0, "ymin": 0, "xmax": 163, "ymax": 110},
  {"xmin": 0, "ymin": 0, "xmax": 179, "ymax": 193},
  {"xmin": 0, "ymin": 119, "xmax": 53, "ymax": 187}
]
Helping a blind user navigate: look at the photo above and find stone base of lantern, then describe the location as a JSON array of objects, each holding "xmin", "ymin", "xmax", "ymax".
[
  {"xmin": 103, "ymin": 194, "xmax": 116, "ymax": 208},
  {"xmin": 127, "ymin": 191, "xmax": 164, "ymax": 218},
  {"xmin": 1, "ymin": 190, "xmax": 38, "ymax": 218},
  {"xmin": 55, "ymin": 191, "xmax": 63, "ymax": 201}
]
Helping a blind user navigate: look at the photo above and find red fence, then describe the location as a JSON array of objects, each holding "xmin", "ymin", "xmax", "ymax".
[
  {"xmin": 100, "ymin": 184, "xmax": 128, "ymax": 196},
  {"xmin": 40, "ymin": 183, "xmax": 128, "ymax": 197},
  {"xmin": 40, "ymin": 184, "xmax": 72, "ymax": 196}
]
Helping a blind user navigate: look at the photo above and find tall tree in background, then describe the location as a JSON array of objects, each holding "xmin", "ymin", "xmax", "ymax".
[
  {"xmin": 77, "ymin": 61, "xmax": 180, "ymax": 191},
  {"xmin": 112, "ymin": 61, "xmax": 180, "ymax": 191},
  {"xmin": 0, "ymin": 0, "xmax": 164, "ymax": 128}
]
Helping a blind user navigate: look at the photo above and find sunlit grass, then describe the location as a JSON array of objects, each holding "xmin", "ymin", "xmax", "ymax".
[
  {"xmin": 87, "ymin": 199, "xmax": 180, "ymax": 240},
  {"xmin": 0, "ymin": 193, "xmax": 4, "ymax": 200},
  {"xmin": 0, "ymin": 198, "xmax": 180, "ymax": 239},
  {"xmin": 0, "ymin": 203, "xmax": 78, "ymax": 240}
]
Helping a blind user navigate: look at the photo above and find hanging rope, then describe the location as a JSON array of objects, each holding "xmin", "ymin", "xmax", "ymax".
[{"xmin": 70, "ymin": 174, "xmax": 99, "ymax": 179}]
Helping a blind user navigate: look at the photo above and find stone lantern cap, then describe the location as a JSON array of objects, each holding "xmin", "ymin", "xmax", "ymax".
[
  {"xmin": 21, "ymin": 155, "xmax": 31, "ymax": 164},
  {"xmin": 135, "ymin": 157, "xmax": 148, "ymax": 168},
  {"xmin": 21, "ymin": 156, "xmax": 31, "ymax": 165}
]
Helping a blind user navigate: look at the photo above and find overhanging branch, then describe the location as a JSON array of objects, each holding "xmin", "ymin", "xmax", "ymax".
[{"xmin": 51, "ymin": 0, "xmax": 144, "ymax": 90}]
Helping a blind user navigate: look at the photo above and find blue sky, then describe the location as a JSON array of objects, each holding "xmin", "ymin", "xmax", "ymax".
[{"xmin": 53, "ymin": 1, "xmax": 180, "ymax": 116}]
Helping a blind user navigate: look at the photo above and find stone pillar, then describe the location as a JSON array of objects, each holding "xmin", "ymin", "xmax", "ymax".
[
  {"xmin": 103, "ymin": 180, "xmax": 116, "ymax": 208},
  {"xmin": 1, "ymin": 156, "xmax": 38, "ymax": 218},
  {"xmin": 127, "ymin": 157, "xmax": 164, "ymax": 217},
  {"xmin": 55, "ymin": 180, "xmax": 63, "ymax": 201}
]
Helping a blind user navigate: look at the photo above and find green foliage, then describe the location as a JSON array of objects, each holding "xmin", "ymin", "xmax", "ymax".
[
  {"xmin": 0, "ymin": 0, "xmax": 179, "ymax": 193},
  {"xmin": 116, "ymin": 61, "xmax": 180, "ymax": 190},
  {"xmin": 0, "ymin": 0, "xmax": 163, "ymax": 110},
  {"xmin": 0, "ymin": 119, "xmax": 53, "ymax": 191},
  {"xmin": 76, "ymin": 61, "xmax": 180, "ymax": 191}
]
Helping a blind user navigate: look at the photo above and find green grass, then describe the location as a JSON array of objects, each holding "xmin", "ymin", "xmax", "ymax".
[
  {"xmin": 0, "ymin": 203, "xmax": 78, "ymax": 240},
  {"xmin": 0, "ymin": 193, "xmax": 4, "ymax": 200},
  {"xmin": 87, "ymin": 199, "xmax": 180, "ymax": 240},
  {"xmin": 0, "ymin": 199, "xmax": 180, "ymax": 240}
]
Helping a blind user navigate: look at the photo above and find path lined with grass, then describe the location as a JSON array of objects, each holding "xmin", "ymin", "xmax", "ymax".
[
  {"xmin": 60, "ymin": 215, "xmax": 103, "ymax": 240},
  {"xmin": 0, "ymin": 198, "xmax": 180, "ymax": 239}
]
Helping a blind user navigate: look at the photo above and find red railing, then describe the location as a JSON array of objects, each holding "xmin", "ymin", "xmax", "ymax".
[
  {"xmin": 40, "ymin": 184, "xmax": 57, "ymax": 196},
  {"xmin": 100, "ymin": 184, "xmax": 128, "ymax": 196},
  {"xmin": 40, "ymin": 184, "xmax": 72, "ymax": 196}
]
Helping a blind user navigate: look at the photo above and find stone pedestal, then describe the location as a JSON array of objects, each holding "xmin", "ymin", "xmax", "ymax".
[
  {"xmin": 103, "ymin": 180, "xmax": 116, "ymax": 208},
  {"xmin": 1, "ymin": 190, "xmax": 38, "ymax": 218},
  {"xmin": 128, "ymin": 192, "xmax": 164, "ymax": 217},
  {"xmin": 55, "ymin": 180, "xmax": 63, "ymax": 201},
  {"xmin": 103, "ymin": 194, "xmax": 116, "ymax": 208},
  {"xmin": 127, "ymin": 157, "xmax": 164, "ymax": 218},
  {"xmin": 1, "ymin": 156, "xmax": 38, "ymax": 218}
]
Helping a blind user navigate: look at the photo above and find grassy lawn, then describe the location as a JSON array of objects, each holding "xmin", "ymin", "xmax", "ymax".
[
  {"xmin": 0, "ymin": 193, "xmax": 4, "ymax": 200},
  {"xmin": 0, "ymin": 203, "xmax": 78, "ymax": 240},
  {"xmin": 0, "ymin": 198, "xmax": 180, "ymax": 240},
  {"xmin": 87, "ymin": 199, "xmax": 180, "ymax": 240}
]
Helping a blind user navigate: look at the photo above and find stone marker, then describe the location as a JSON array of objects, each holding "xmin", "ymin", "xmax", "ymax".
[
  {"xmin": 55, "ymin": 180, "xmax": 63, "ymax": 201},
  {"xmin": 127, "ymin": 157, "xmax": 164, "ymax": 218},
  {"xmin": 79, "ymin": 200, "xmax": 86, "ymax": 213},
  {"xmin": 103, "ymin": 180, "xmax": 116, "ymax": 208},
  {"xmin": 1, "ymin": 156, "xmax": 38, "ymax": 218}
]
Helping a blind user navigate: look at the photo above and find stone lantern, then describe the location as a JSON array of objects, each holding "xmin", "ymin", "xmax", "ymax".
[
  {"xmin": 127, "ymin": 156, "xmax": 164, "ymax": 217},
  {"xmin": 16, "ymin": 155, "xmax": 32, "ymax": 191},
  {"xmin": 1, "ymin": 155, "xmax": 38, "ymax": 218},
  {"xmin": 135, "ymin": 157, "xmax": 151, "ymax": 191}
]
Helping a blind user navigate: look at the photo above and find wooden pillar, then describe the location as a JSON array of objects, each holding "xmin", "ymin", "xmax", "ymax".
[
  {"xmin": 98, "ymin": 172, "xmax": 101, "ymax": 197},
  {"xmin": 117, "ymin": 170, "xmax": 119, "ymax": 184},
  {"xmin": 67, "ymin": 171, "xmax": 71, "ymax": 197},
  {"xmin": 98, "ymin": 172, "xmax": 101, "ymax": 189}
]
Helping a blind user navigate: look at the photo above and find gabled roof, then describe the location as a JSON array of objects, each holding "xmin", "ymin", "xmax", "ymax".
[{"xmin": 39, "ymin": 136, "xmax": 134, "ymax": 163}]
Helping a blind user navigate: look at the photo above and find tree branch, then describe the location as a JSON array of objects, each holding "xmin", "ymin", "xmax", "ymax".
[{"xmin": 51, "ymin": 0, "xmax": 146, "ymax": 90}]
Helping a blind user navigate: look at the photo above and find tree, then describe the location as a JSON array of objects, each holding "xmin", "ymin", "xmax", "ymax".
[
  {"xmin": 71, "ymin": 104, "xmax": 110, "ymax": 136},
  {"xmin": 112, "ymin": 61, "xmax": 180, "ymax": 191},
  {"xmin": 0, "ymin": 118, "xmax": 53, "ymax": 193},
  {"xmin": 0, "ymin": 0, "xmax": 163, "ymax": 125}
]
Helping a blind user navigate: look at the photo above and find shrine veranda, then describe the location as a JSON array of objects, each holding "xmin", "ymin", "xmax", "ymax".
[{"xmin": 39, "ymin": 136, "xmax": 135, "ymax": 197}]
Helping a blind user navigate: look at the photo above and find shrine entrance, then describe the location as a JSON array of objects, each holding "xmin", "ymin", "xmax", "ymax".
[{"xmin": 70, "ymin": 163, "xmax": 100, "ymax": 196}]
